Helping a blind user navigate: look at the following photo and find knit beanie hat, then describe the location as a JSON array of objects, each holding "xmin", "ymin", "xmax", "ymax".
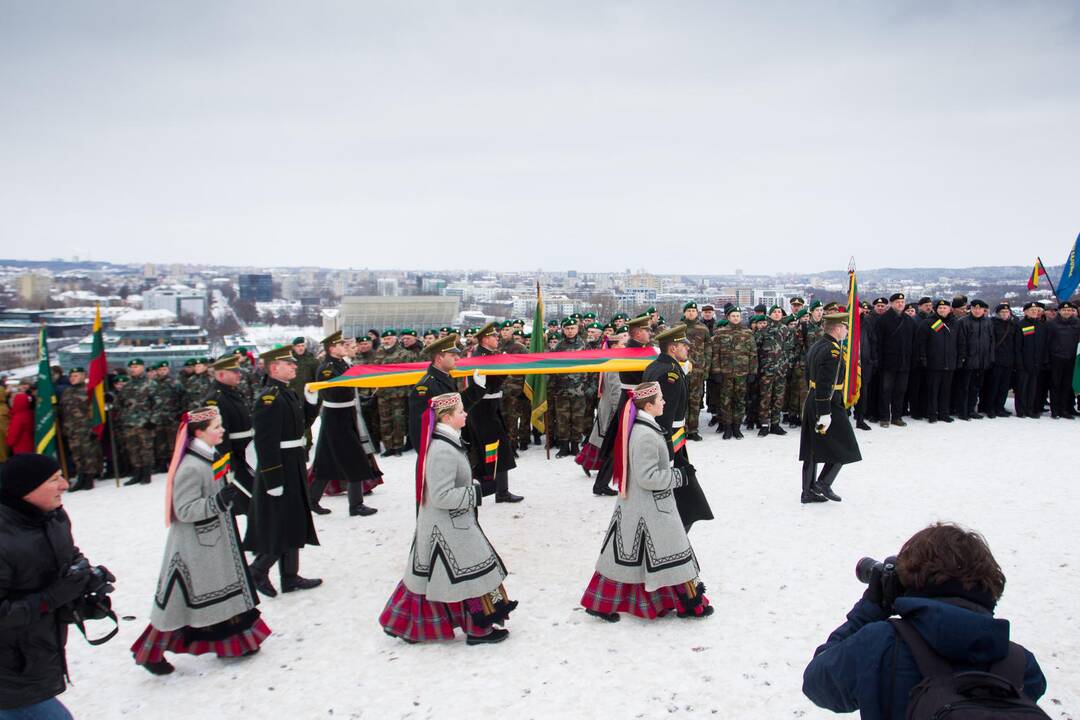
[{"xmin": 0, "ymin": 454, "xmax": 62, "ymax": 499}]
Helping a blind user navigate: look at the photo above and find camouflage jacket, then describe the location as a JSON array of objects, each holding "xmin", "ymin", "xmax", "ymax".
[
  {"xmin": 150, "ymin": 377, "xmax": 183, "ymax": 425},
  {"xmin": 683, "ymin": 318, "xmax": 712, "ymax": 374},
  {"xmin": 375, "ymin": 344, "xmax": 413, "ymax": 398},
  {"xmin": 756, "ymin": 319, "xmax": 795, "ymax": 374},
  {"xmin": 797, "ymin": 320, "xmax": 825, "ymax": 369},
  {"xmin": 552, "ymin": 335, "xmax": 587, "ymax": 396},
  {"xmin": 290, "ymin": 350, "xmax": 320, "ymax": 397},
  {"xmin": 118, "ymin": 374, "xmax": 155, "ymax": 428},
  {"xmin": 354, "ymin": 350, "xmax": 378, "ymax": 399},
  {"xmin": 712, "ymin": 323, "xmax": 758, "ymax": 377},
  {"xmin": 60, "ymin": 383, "xmax": 92, "ymax": 434},
  {"xmin": 182, "ymin": 372, "xmax": 213, "ymax": 411},
  {"xmin": 499, "ymin": 339, "xmax": 528, "ymax": 394}
]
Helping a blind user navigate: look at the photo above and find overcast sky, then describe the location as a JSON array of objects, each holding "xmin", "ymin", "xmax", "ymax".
[{"xmin": 2, "ymin": 1, "xmax": 1078, "ymax": 275}]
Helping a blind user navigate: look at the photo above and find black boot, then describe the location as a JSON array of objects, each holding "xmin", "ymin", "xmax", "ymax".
[
  {"xmin": 855, "ymin": 418, "xmax": 872, "ymax": 431},
  {"xmin": 123, "ymin": 471, "xmax": 142, "ymax": 487},
  {"xmin": 555, "ymin": 441, "xmax": 572, "ymax": 458},
  {"xmin": 495, "ymin": 472, "xmax": 523, "ymax": 503},
  {"xmin": 569, "ymin": 440, "xmax": 580, "ymax": 456},
  {"xmin": 140, "ymin": 467, "xmax": 152, "ymax": 484},
  {"xmin": 707, "ymin": 416, "xmax": 719, "ymax": 427},
  {"xmin": 532, "ymin": 430, "xmax": 542, "ymax": 446},
  {"xmin": 732, "ymin": 423, "xmax": 744, "ymax": 439},
  {"xmin": 518, "ymin": 437, "xmax": 529, "ymax": 451},
  {"xmin": 686, "ymin": 431, "xmax": 702, "ymax": 441},
  {"xmin": 142, "ymin": 660, "xmax": 175, "ymax": 675},
  {"xmin": 312, "ymin": 504, "xmax": 331, "ymax": 515},
  {"xmin": 585, "ymin": 609, "xmax": 620, "ymax": 622},
  {"xmin": 68, "ymin": 475, "xmax": 88, "ymax": 492},
  {"xmin": 769, "ymin": 424, "xmax": 787, "ymax": 436},
  {"xmin": 816, "ymin": 482, "xmax": 842, "ymax": 502},
  {"xmin": 722, "ymin": 424, "xmax": 733, "ymax": 440},
  {"xmin": 757, "ymin": 426, "xmax": 770, "ymax": 437},
  {"xmin": 801, "ymin": 464, "xmax": 827, "ymax": 504},
  {"xmin": 466, "ymin": 628, "xmax": 510, "ymax": 645},
  {"xmin": 281, "ymin": 576, "xmax": 323, "ymax": 592}
]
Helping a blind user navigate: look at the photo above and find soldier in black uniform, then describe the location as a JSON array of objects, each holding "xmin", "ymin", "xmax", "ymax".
[
  {"xmin": 244, "ymin": 345, "xmax": 322, "ymax": 598},
  {"xmin": 463, "ymin": 322, "xmax": 523, "ymax": 503},
  {"xmin": 308, "ymin": 331, "xmax": 380, "ymax": 518},
  {"xmin": 642, "ymin": 325, "xmax": 714, "ymax": 531},
  {"xmin": 592, "ymin": 314, "xmax": 653, "ymax": 496},
  {"xmin": 407, "ymin": 334, "xmax": 471, "ymax": 449},
  {"xmin": 203, "ymin": 353, "xmax": 255, "ymax": 514},
  {"xmin": 799, "ymin": 312, "xmax": 862, "ymax": 504}
]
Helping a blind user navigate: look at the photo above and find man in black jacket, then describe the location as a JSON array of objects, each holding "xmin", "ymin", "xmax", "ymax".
[
  {"xmin": 955, "ymin": 299, "xmax": 995, "ymax": 420},
  {"xmin": 916, "ymin": 299, "xmax": 958, "ymax": 423},
  {"xmin": 987, "ymin": 304, "xmax": 1021, "ymax": 417},
  {"xmin": 853, "ymin": 301, "xmax": 876, "ymax": 430},
  {"xmin": 1017, "ymin": 302, "xmax": 1048, "ymax": 418},
  {"xmin": 1, "ymin": 454, "xmax": 108, "ymax": 718},
  {"xmin": 1044, "ymin": 301, "xmax": 1080, "ymax": 418},
  {"xmin": 874, "ymin": 293, "xmax": 914, "ymax": 427}
]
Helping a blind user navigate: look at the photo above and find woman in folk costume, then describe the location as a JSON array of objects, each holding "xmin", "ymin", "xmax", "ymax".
[
  {"xmin": 576, "ymin": 326, "xmax": 627, "ymax": 483},
  {"xmin": 380, "ymin": 392, "xmax": 516, "ymax": 645},
  {"xmin": 131, "ymin": 407, "xmax": 269, "ymax": 675},
  {"xmin": 581, "ymin": 382, "xmax": 713, "ymax": 622}
]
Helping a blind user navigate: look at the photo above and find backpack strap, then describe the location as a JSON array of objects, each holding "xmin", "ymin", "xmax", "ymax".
[
  {"xmin": 988, "ymin": 642, "xmax": 1027, "ymax": 690},
  {"xmin": 889, "ymin": 619, "xmax": 954, "ymax": 678}
]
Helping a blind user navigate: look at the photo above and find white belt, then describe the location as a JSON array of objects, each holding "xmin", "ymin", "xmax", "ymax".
[
  {"xmin": 619, "ymin": 383, "xmax": 636, "ymax": 390},
  {"xmin": 229, "ymin": 429, "xmax": 253, "ymax": 440},
  {"xmin": 279, "ymin": 439, "xmax": 305, "ymax": 449},
  {"xmin": 483, "ymin": 391, "xmax": 503, "ymax": 400},
  {"xmin": 322, "ymin": 399, "xmax": 357, "ymax": 409},
  {"xmin": 671, "ymin": 420, "xmax": 686, "ymax": 428}
]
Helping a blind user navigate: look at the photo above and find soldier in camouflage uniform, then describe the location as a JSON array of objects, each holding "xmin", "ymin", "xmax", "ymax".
[
  {"xmin": 744, "ymin": 313, "xmax": 767, "ymax": 428},
  {"xmin": 233, "ymin": 349, "xmax": 258, "ymax": 408},
  {"xmin": 107, "ymin": 371, "xmax": 129, "ymax": 478},
  {"xmin": 711, "ymin": 307, "xmax": 758, "ymax": 439},
  {"xmin": 182, "ymin": 357, "xmax": 213, "ymax": 411},
  {"xmin": 756, "ymin": 306, "xmax": 795, "ymax": 437},
  {"xmin": 118, "ymin": 358, "xmax": 156, "ymax": 485},
  {"xmin": 552, "ymin": 317, "xmax": 588, "ymax": 458},
  {"xmin": 784, "ymin": 308, "xmax": 808, "ymax": 426},
  {"xmin": 354, "ymin": 335, "xmax": 381, "ymax": 452},
  {"xmin": 681, "ymin": 301, "xmax": 711, "ymax": 440},
  {"xmin": 498, "ymin": 321, "xmax": 529, "ymax": 452},
  {"xmin": 399, "ymin": 329, "xmax": 423, "ymax": 359},
  {"xmin": 149, "ymin": 361, "xmax": 183, "ymax": 471},
  {"xmin": 61, "ymin": 367, "xmax": 103, "ymax": 492},
  {"xmin": 375, "ymin": 329, "xmax": 410, "ymax": 456},
  {"xmin": 581, "ymin": 321, "xmax": 604, "ymax": 437}
]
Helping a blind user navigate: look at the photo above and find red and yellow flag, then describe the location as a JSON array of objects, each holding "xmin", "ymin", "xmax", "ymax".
[
  {"xmin": 87, "ymin": 305, "xmax": 108, "ymax": 438},
  {"xmin": 1027, "ymin": 258, "xmax": 1047, "ymax": 291},
  {"xmin": 842, "ymin": 267, "xmax": 862, "ymax": 408}
]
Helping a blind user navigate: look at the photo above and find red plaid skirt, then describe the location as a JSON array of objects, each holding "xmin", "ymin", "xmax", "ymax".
[
  {"xmin": 379, "ymin": 581, "xmax": 513, "ymax": 643},
  {"xmin": 131, "ymin": 614, "xmax": 271, "ymax": 665},
  {"xmin": 580, "ymin": 572, "xmax": 709, "ymax": 620},
  {"xmin": 575, "ymin": 442, "xmax": 604, "ymax": 471},
  {"xmin": 323, "ymin": 477, "xmax": 384, "ymax": 496}
]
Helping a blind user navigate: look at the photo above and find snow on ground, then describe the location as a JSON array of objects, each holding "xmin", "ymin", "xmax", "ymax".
[{"xmin": 60, "ymin": 411, "xmax": 1078, "ymax": 719}]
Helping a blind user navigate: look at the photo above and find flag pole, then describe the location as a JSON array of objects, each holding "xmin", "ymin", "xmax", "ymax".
[{"xmin": 1037, "ymin": 256, "xmax": 1059, "ymax": 300}]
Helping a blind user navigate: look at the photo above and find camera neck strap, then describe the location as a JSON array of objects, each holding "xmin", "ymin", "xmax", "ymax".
[{"xmin": 72, "ymin": 604, "xmax": 120, "ymax": 646}]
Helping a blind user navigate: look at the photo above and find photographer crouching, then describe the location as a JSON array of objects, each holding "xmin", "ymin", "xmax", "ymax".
[
  {"xmin": 0, "ymin": 454, "xmax": 115, "ymax": 720},
  {"xmin": 803, "ymin": 522, "xmax": 1048, "ymax": 719}
]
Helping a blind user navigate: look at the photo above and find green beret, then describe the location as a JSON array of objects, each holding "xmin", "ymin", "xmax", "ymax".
[
  {"xmin": 683, "ymin": 301, "xmax": 698, "ymax": 311},
  {"xmin": 587, "ymin": 322, "xmax": 603, "ymax": 330},
  {"xmin": 808, "ymin": 300, "xmax": 822, "ymax": 311},
  {"xmin": 645, "ymin": 307, "xmax": 656, "ymax": 314},
  {"xmin": 583, "ymin": 312, "xmax": 596, "ymax": 320},
  {"xmin": 500, "ymin": 320, "xmax": 514, "ymax": 329},
  {"xmin": 561, "ymin": 317, "xmax": 577, "ymax": 327},
  {"xmin": 781, "ymin": 314, "xmax": 797, "ymax": 324},
  {"xmin": 794, "ymin": 307, "xmax": 808, "ymax": 320},
  {"xmin": 68, "ymin": 366, "xmax": 86, "ymax": 374},
  {"xmin": 200, "ymin": 357, "xmax": 213, "ymax": 364},
  {"xmin": 381, "ymin": 329, "xmax": 398, "ymax": 338},
  {"xmin": 750, "ymin": 314, "xmax": 767, "ymax": 323},
  {"xmin": 716, "ymin": 319, "xmax": 729, "ymax": 327},
  {"xmin": 127, "ymin": 359, "xmax": 144, "ymax": 367},
  {"xmin": 400, "ymin": 329, "xmax": 417, "ymax": 337},
  {"xmin": 183, "ymin": 359, "xmax": 197, "ymax": 367},
  {"xmin": 768, "ymin": 305, "xmax": 782, "ymax": 315},
  {"xmin": 154, "ymin": 361, "xmax": 170, "ymax": 369},
  {"xmin": 232, "ymin": 347, "xmax": 247, "ymax": 354},
  {"xmin": 292, "ymin": 336, "xmax": 306, "ymax": 345}
]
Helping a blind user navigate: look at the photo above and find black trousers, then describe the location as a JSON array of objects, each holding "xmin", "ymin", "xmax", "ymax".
[
  {"xmin": 802, "ymin": 460, "xmax": 841, "ymax": 494},
  {"xmin": 988, "ymin": 365, "xmax": 1013, "ymax": 413},
  {"xmin": 1016, "ymin": 369, "xmax": 1037, "ymax": 416},
  {"xmin": 855, "ymin": 365, "xmax": 874, "ymax": 422},
  {"xmin": 864, "ymin": 366, "xmax": 881, "ymax": 420},
  {"xmin": 925, "ymin": 369, "xmax": 953, "ymax": 420},
  {"xmin": 878, "ymin": 370, "xmax": 909, "ymax": 421},
  {"xmin": 1036, "ymin": 368, "xmax": 1051, "ymax": 411},
  {"xmin": 1049, "ymin": 357, "xmax": 1077, "ymax": 416},
  {"xmin": 309, "ymin": 475, "xmax": 366, "ymax": 511},
  {"xmin": 907, "ymin": 367, "xmax": 925, "ymax": 417},
  {"xmin": 251, "ymin": 548, "xmax": 300, "ymax": 584},
  {"xmin": 954, "ymin": 368, "xmax": 984, "ymax": 418}
]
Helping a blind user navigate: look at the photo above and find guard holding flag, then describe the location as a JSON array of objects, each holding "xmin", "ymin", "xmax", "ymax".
[
  {"xmin": 799, "ymin": 312, "xmax": 862, "ymax": 504},
  {"xmin": 203, "ymin": 353, "xmax": 255, "ymax": 514}
]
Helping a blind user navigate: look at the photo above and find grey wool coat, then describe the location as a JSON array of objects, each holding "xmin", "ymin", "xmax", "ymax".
[
  {"xmin": 594, "ymin": 412, "xmax": 700, "ymax": 591},
  {"xmin": 588, "ymin": 370, "xmax": 623, "ymax": 448},
  {"xmin": 403, "ymin": 425, "xmax": 508, "ymax": 603},
  {"xmin": 151, "ymin": 443, "xmax": 257, "ymax": 631}
]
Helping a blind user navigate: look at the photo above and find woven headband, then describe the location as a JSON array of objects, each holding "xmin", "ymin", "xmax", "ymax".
[
  {"xmin": 633, "ymin": 382, "xmax": 661, "ymax": 401},
  {"xmin": 186, "ymin": 407, "xmax": 220, "ymax": 423},
  {"xmin": 431, "ymin": 393, "xmax": 462, "ymax": 411}
]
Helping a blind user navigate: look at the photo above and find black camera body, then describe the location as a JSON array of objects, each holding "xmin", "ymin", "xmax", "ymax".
[
  {"xmin": 856, "ymin": 555, "xmax": 905, "ymax": 613},
  {"xmin": 58, "ymin": 559, "xmax": 118, "ymax": 643}
]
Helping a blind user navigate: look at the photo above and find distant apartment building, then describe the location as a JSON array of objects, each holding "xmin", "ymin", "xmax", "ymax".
[
  {"xmin": 17, "ymin": 273, "xmax": 51, "ymax": 306},
  {"xmin": 143, "ymin": 285, "xmax": 208, "ymax": 320},
  {"xmin": 239, "ymin": 273, "xmax": 274, "ymax": 302},
  {"xmin": 326, "ymin": 296, "xmax": 461, "ymax": 337},
  {"xmin": 376, "ymin": 278, "xmax": 400, "ymax": 296},
  {"xmin": 420, "ymin": 278, "xmax": 446, "ymax": 293}
]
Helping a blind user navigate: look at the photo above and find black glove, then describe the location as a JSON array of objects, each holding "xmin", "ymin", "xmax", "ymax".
[
  {"xmin": 862, "ymin": 557, "xmax": 904, "ymax": 613},
  {"xmin": 41, "ymin": 569, "xmax": 93, "ymax": 612},
  {"xmin": 473, "ymin": 483, "xmax": 483, "ymax": 507},
  {"xmin": 214, "ymin": 483, "xmax": 243, "ymax": 512}
]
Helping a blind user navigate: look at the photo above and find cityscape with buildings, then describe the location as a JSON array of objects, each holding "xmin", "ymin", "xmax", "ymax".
[{"xmin": 0, "ymin": 257, "xmax": 1053, "ymax": 376}]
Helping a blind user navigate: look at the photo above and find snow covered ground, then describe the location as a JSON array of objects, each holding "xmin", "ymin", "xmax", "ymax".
[{"xmin": 59, "ymin": 412, "xmax": 1078, "ymax": 719}]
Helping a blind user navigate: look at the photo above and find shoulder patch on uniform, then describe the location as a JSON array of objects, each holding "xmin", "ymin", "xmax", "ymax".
[
  {"xmin": 261, "ymin": 394, "xmax": 277, "ymax": 404},
  {"xmin": 415, "ymin": 385, "xmax": 428, "ymax": 395},
  {"xmin": 205, "ymin": 399, "xmax": 217, "ymax": 405},
  {"xmin": 321, "ymin": 370, "xmax": 333, "ymax": 377},
  {"xmin": 667, "ymin": 372, "xmax": 679, "ymax": 383},
  {"xmin": 831, "ymin": 350, "xmax": 840, "ymax": 357}
]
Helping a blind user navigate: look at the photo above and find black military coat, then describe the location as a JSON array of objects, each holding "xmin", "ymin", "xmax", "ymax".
[
  {"xmin": 407, "ymin": 364, "xmax": 461, "ymax": 450},
  {"xmin": 461, "ymin": 346, "xmax": 516, "ymax": 482},
  {"xmin": 311, "ymin": 356, "xmax": 377, "ymax": 483},
  {"xmin": 917, "ymin": 316, "xmax": 958, "ymax": 372},
  {"xmin": 204, "ymin": 381, "xmax": 254, "ymax": 512},
  {"xmin": 642, "ymin": 353, "xmax": 714, "ymax": 529},
  {"xmin": 799, "ymin": 336, "xmax": 862, "ymax": 465},
  {"xmin": 874, "ymin": 309, "xmax": 914, "ymax": 372},
  {"xmin": 243, "ymin": 377, "xmax": 319, "ymax": 556}
]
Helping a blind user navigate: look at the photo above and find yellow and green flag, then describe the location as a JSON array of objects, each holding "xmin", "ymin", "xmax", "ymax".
[
  {"xmin": 33, "ymin": 326, "xmax": 58, "ymax": 458},
  {"xmin": 523, "ymin": 281, "xmax": 548, "ymax": 433}
]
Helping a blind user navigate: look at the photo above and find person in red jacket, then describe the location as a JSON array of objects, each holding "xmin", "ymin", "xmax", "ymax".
[{"xmin": 4, "ymin": 392, "xmax": 34, "ymax": 455}]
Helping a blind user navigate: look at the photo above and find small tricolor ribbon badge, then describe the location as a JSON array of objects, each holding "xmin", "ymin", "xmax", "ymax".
[
  {"xmin": 671, "ymin": 427, "xmax": 686, "ymax": 453},
  {"xmin": 213, "ymin": 452, "xmax": 231, "ymax": 482}
]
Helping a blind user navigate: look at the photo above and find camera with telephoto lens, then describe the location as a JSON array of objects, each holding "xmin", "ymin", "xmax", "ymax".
[{"xmin": 856, "ymin": 555, "xmax": 905, "ymax": 612}]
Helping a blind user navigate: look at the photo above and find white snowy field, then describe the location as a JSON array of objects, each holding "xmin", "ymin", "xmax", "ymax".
[{"xmin": 59, "ymin": 413, "xmax": 1078, "ymax": 719}]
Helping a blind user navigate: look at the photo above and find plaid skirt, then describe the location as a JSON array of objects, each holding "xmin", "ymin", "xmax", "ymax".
[
  {"xmin": 580, "ymin": 572, "xmax": 710, "ymax": 620},
  {"xmin": 131, "ymin": 610, "xmax": 271, "ymax": 665},
  {"xmin": 323, "ymin": 477, "xmax": 384, "ymax": 496},
  {"xmin": 575, "ymin": 441, "xmax": 604, "ymax": 471},
  {"xmin": 379, "ymin": 580, "xmax": 515, "ymax": 643}
]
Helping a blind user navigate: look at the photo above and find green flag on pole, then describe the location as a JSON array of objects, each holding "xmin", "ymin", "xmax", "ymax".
[
  {"xmin": 34, "ymin": 325, "xmax": 59, "ymax": 458},
  {"xmin": 523, "ymin": 282, "xmax": 548, "ymax": 433}
]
